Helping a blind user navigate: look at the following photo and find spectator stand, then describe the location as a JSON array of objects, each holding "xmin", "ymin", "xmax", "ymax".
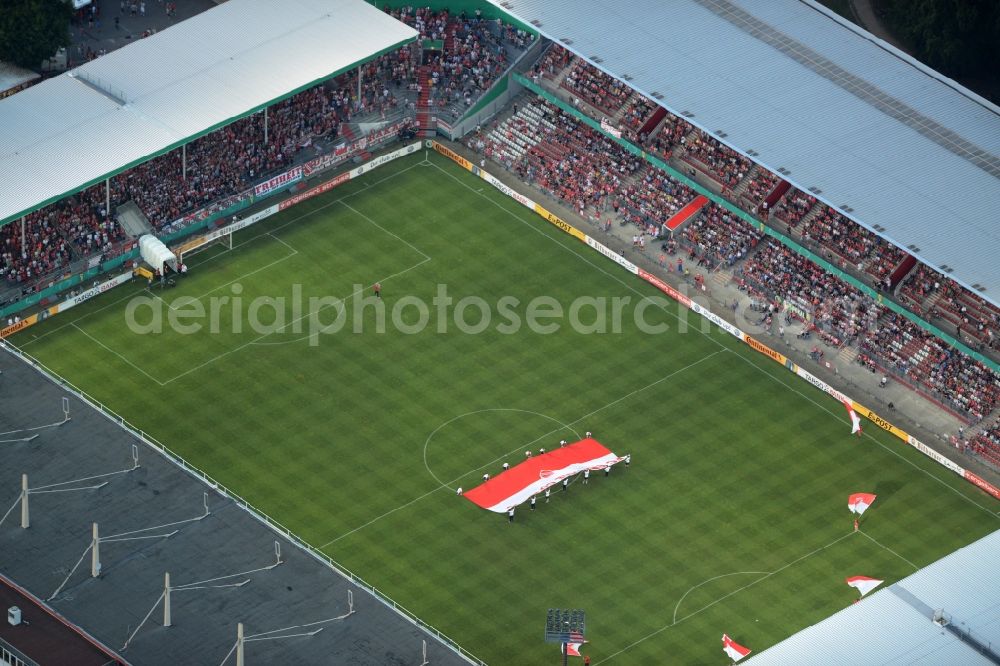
[
  {"xmin": 771, "ymin": 187, "xmax": 819, "ymax": 231},
  {"xmin": 514, "ymin": 68, "xmax": 1000, "ymax": 379},
  {"xmin": 968, "ymin": 419, "xmax": 1000, "ymax": 470},
  {"xmin": 385, "ymin": 5, "xmax": 536, "ymax": 128}
]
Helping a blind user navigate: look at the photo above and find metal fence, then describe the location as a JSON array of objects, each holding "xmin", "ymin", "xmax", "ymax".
[{"xmin": 0, "ymin": 341, "xmax": 486, "ymax": 666}]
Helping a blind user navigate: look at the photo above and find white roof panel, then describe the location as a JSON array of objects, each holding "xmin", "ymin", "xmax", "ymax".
[
  {"xmin": 747, "ymin": 530, "xmax": 1000, "ymax": 664},
  {"xmin": 492, "ymin": 0, "xmax": 1000, "ymax": 305},
  {"xmin": 0, "ymin": 0, "xmax": 417, "ymax": 226}
]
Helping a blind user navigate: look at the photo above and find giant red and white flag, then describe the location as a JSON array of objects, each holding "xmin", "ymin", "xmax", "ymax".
[
  {"xmin": 848, "ymin": 493, "xmax": 877, "ymax": 515},
  {"xmin": 846, "ymin": 575, "xmax": 883, "ymax": 597},
  {"xmin": 722, "ymin": 634, "xmax": 751, "ymax": 662},
  {"xmin": 562, "ymin": 641, "xmax": 585, "ymax": 657},
  {"xmin": 843, "ymin": 400, "xmax": 863, "ymax": 435},
  {"xmin": 463, "ymin": 439, "xmax": 621, "ymax": 512}
]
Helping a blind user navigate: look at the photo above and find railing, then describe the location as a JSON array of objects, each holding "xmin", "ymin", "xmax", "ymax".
[
  {"xmin": 0, "ymin": 341, "xmax": 485, "ymax": 666},
  {"xmin": 512, "ymin": 71, "xmax": 1000, "ymax": 375},
  {"xmin": 0, "ymin": 637, "xmax": 37, "ymax": 666}
]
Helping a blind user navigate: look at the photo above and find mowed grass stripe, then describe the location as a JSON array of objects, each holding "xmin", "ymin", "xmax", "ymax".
[{"xmin": 10, "ymin": 151, "xmax": 998, "ymax": 664}]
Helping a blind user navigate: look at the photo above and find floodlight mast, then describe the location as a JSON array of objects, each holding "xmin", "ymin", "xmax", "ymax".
[
  {"xmin": 164, "ymin": 572, "xmax": 172, "ymax": 627},
  {"xmin": 20, "ymin": 474, "xmax": 28, "ymax": 529},
  {"xmin": 544, "ymin": 608, "xmax": 586, "ymax": 666}
]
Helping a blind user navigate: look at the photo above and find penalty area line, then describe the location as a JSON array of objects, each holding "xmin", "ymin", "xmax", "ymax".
[
  {"xmin": 12, "ymin": 161, "xmax": 426, "ymax": 351},
  {"xmin": 70, "ymin": 324, "xmax": 165, "ymax": 386},
  {"xmin": 595, "ymin": 530, "xmax": 858, "ymax": 664},
  {"xmin": 858, "ymin": 529, "xmax": 919, "ymax": 571}
]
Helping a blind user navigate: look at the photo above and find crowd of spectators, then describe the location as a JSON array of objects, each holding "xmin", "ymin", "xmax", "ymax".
[
  {"xmin": 512, "ymin": 102, "xmax": 643, "ymax": 217},
  {"xmin": 0, "ymin": 217, "xmax": 74, "ymax": 287},
  {"xmin": 618, "ymin": 169, "xmax": 696, "ymax": 232},
  {"xmin": 3, "ymin": 9, "xmax": 531, "ymax": 293},
  {"xmin": 740, "ymin": 168, "xmax": 780, "ymax": 210},
  {"xmin": 935, "ymin": 281, "xmax": 1000, "ymax": 349},
  {"xmin": 682, "ymin": 131, "xmax": 752, "ymax": 190},
  {"xmin": 799, "ymin": 206, "xmax": 907, "ymax": 284},
  {"xmin": 534, "ymin": 44, "xmax": 571, "ymax": 80},
  {"xmin": 970, "ymin": 422, "xmax": 1000, "ymax": 466},
  {"xmin": 387, "ymin": 6, "xmax": 532, "ymax": 118},
  {"xmin": 562, "ymin": 59, "xmax": 633, "ymax": 116},
  {"xmin": 681, "ymin": 203, "xmax": 762, "ymax": 269},
  {"xmin": 773, "ymin": 188, "xmax": 816, "ymax": 227},
  {"xmin": 858, "ymin": 311, "xmax": 1000, "ymax": 421}
]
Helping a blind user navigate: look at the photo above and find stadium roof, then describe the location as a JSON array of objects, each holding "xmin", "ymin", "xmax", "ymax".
[
  {"xmin": 490, "ymin": 0, "xmax": 1000, "ymax": 306},
  {"xmin": 747, "ymin": 528, "xmax": 1000, "ymax": 664},
  {"xmin": 0, "ymin": 0, "xmax": 417, "ymax": 228}
]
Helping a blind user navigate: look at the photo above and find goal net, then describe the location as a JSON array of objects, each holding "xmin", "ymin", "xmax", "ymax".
[{"xmin": 174, "ymin": 225, "xmax": 234, "ymax": 264}]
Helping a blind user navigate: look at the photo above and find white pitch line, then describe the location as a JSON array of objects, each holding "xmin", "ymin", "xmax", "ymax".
[
  {"xmin": 858, "ymin": 529, "xmax": 920, "ymax": 571},
  {"xmin": 595, "ymin": 530, "xmax": 858, "ymax": 664},
  {"xmin": 158, "ymin": 210, "xmax": 433, "ymax": 379},
  {"xmin": 249, "ymin": 255, "xmax": 432, "ymax": 347},
  {"xmin": 728, "ymin": 351, "xmax": 1000, "ymax": 520},
  {"xmin": 13, "ymin": 162, "xmax": 425, "ymax": 350},
  {"xmin": 430, "ymin": 159, "xmax": 1000, "ymax": 519},
  {"xmin": 317, "ymin": 350, "xmax": 726, "ymax": 549},
  {"xmin": 152, "ymin": 234, "xmax": 299, "ymax": 311},
  {"xmin": 422, "ymin": 408, "xmax": 582, "ymax": 489},
  {"xmin": 338, "ymin": 201, "xmax": 432, "ymax": 262},
  {"xmin": 671, "ymin": 571, "xmax": 770, "ymax": 625},
  {"xmin": 71, "ymin": 324, "xmax": 165, "ymax": 386}
]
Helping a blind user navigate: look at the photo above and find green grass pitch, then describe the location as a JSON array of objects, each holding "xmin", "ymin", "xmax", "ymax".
[{"xmin": 12, "ymin": 151, "xmax": 1000, "ymax": 664}]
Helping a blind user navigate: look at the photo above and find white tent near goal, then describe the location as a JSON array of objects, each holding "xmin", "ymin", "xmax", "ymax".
[{"xmin": 139, "ymin": 235, "xmax": 177, "ymax": 274}]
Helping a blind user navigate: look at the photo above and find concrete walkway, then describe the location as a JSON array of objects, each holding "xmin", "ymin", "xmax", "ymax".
[{"xmin": 450, "ymin": 112, "xmax": 1000, "ymax": 487}]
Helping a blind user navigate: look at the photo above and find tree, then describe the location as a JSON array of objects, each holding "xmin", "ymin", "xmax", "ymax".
[
  {"xmin": 0, "ymin": 0, "xmax": 73, "ymax": 69},
  {"xmin": 879, "ymin": 0, "xmax": 1000, "ymax": 84}
]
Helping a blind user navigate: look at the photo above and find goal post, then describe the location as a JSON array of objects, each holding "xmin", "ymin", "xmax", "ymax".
[{"xmin": 174, "ymin": 226, "xmax": 233, "ymax": 265}]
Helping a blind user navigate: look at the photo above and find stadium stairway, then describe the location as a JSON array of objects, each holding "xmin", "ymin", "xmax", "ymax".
[
  {"xmin": 732, "ymin": 163, "xmax": 762, "ymax": 199},
  {"xmin": 612, "ymin": 91, "xmax": 638, "ymax": 123},
  {"xmin": 786, "ymin": 201, "xmax": 826, "ymax": 240},
  {"xmin": 444, "ymin": 19, "xmax": 458, "ymax": 52},
  {"xmin": 115, "ymin": 200, "xmax": 153, "ymax": 238},
  {"xmin": 416, "ymin": 65, "xmax": 434, "ymax": 137},
  {"xmin": 711, "ymin": 268, "xmax": 733, "ymax": 289},
  {"xmin": 338, "ymin": 123, "xmax": 357, "ymax": 144},
  {"xmin": 639, "ymin": 106, "xmax": 668, "ymax": 137},
  {"xmin": 837, "ymin": 344, "xmax": 859, "ymax": 366}
]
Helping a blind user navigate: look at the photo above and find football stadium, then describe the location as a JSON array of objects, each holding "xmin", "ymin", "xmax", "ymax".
[{"xmin": 2, "ymin": 0, "xmax": 1000, "ymax": 664}]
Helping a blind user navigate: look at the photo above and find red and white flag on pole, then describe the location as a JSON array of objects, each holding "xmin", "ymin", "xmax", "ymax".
[
  {"xmin": 848, "ymin": 493, "xmax": 877, "ymax": 515},
  {"xmin": 846, "ymin": 575, "xmax": 883, "ymax": 597},
  {"xmin": 722, "ymin": 634, "xmax": 751, "ymax": 662},
  {"xmin": 843, "ymin": 400, "xmax": 863, "ymax": 435},
  {"xmin": 562, "ymin": 631, "xmax": 586, "ymax": 657}
]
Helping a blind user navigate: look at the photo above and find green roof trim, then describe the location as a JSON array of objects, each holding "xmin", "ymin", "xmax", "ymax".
[
  {"xmin": 0, "ymin": 35, "xmax": 416, "ymax": 230},
  {"xmin": 513, "ymin": 72, "xmax": 1000, "ymax": 375}
]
